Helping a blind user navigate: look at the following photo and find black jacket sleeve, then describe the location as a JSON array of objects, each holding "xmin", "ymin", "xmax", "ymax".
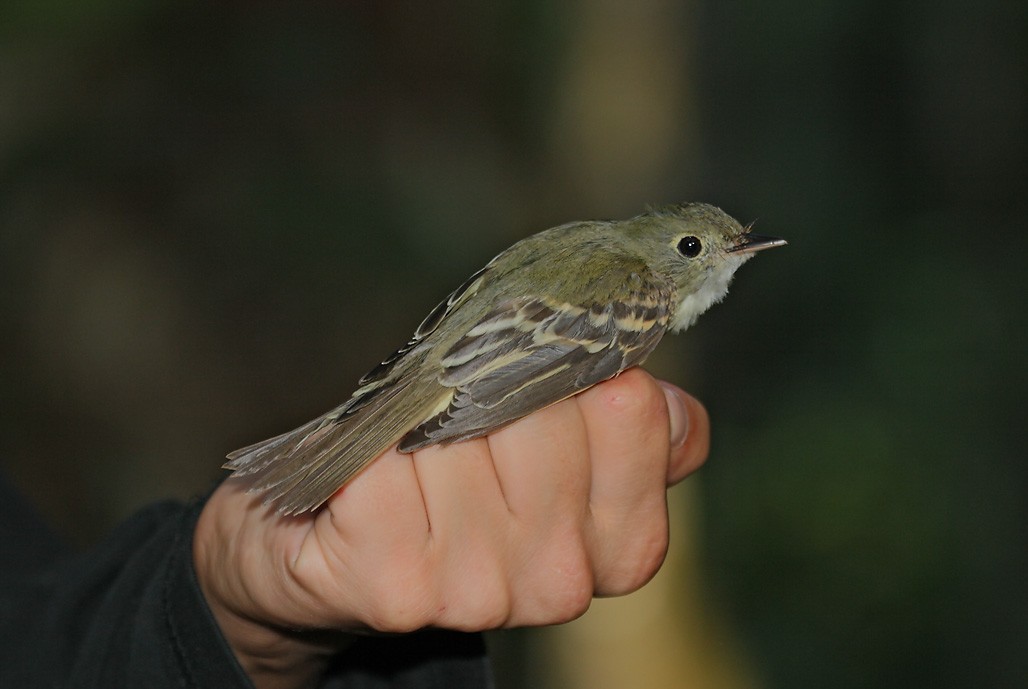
[
  {"xmin": 0, "ymin": 476, "xmax": 493, "ymax": 689},
  {"xmin": 0, "ymin": 477, "xmax": 255, "ymax": 688}
]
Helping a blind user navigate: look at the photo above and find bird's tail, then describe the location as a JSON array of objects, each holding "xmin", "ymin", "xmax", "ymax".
[{"xmin": 223, "ymin": 378, "xmax": 419, "ymax": 515}]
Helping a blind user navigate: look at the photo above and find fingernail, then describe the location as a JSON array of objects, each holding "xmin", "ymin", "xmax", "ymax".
[{"xmin": 659, "ymin": 382, "xmax": 690, "ymax": 449}]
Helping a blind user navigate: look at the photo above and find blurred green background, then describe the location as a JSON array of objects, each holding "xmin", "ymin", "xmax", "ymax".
[{"xmin": 1, "ymin": 1, "xmax": 1024, "ymax": 688}]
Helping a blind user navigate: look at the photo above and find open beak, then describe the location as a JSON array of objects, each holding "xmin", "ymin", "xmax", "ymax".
[{"xmin": 729, "ymin": 232, "xmax": 787, "ymax": 254}]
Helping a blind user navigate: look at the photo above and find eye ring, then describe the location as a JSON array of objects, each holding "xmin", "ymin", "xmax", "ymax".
[{"xmin": 677, "ymin": 235, "xmax": 702, "ymax": 258}]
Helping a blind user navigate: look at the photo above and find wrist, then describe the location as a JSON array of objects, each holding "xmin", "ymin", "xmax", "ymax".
[
  {"xmin": 202, "ymin": 594, "xmax": 344, "ymax": 689},
  {"xmin": 193, "ymin": 485, "xmax": 352, "ymax": 689}
]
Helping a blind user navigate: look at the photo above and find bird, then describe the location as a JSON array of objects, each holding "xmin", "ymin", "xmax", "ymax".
[{"xmin": 224, "ymin": 202, "xmax": 785, "ymax": 514}]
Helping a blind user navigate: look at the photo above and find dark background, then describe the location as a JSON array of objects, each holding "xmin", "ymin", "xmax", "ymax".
[{"xmin": 2, "ymin": 2, "xmax": 1024, "ymax": 688}]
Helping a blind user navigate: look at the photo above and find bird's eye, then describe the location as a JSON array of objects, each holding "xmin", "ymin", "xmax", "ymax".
[{"xmin": 677, "ymin": 236, "xmax": 702, "ymax": 258}]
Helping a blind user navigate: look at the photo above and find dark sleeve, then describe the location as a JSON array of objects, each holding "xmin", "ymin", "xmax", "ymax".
[
  {"xmin": 0, "ymin": 476, "xmax": 254, "ymax": 688},
  {"xmin": 323, "ymin": 631, "xmax": 494, "ymax": 689},
  {"xmin": 0, "ymin": 476, "xmax": 493, "ymax": 689}
]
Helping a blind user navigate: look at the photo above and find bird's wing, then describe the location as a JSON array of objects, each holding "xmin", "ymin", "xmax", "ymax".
[{"xmin": 399, "ymin": 271, "xmax": 674, "ymax": 452}]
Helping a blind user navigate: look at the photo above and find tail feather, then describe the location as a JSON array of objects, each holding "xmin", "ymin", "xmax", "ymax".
[
  {"xmin": 223, "ymin": 417, "xmax": 323, "ymax": 476},
  {"xmin": 260, "ymin": 411, "xmax": 412, "ymax": 514},
  {"xmin": 223, "ymin": 378, "xmax": 427, "ymax": 514}
]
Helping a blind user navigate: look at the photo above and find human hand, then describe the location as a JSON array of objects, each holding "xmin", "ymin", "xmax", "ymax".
[{"xmin": 193, "ymin": 367, "xmax": 710, "ymax": 689}]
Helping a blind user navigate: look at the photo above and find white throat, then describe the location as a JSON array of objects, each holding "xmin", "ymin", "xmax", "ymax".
[{"xmin": 670, "ymin": 254, "xmax": 749, "ymax": 332}]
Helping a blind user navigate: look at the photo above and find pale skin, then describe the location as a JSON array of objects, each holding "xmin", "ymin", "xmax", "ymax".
[{"xmin": 194, "ymin": 368, "xmax": 711, "ymax": 689}]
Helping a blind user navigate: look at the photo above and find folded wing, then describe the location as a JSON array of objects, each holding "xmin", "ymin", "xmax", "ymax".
[{"xmin": 400, "ymin": 272, "xmax": 674, "ymax": 451}]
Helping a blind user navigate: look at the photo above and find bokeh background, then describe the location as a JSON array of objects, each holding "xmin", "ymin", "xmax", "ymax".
[{"xmin": 1, "ymin": 1, "xmax": 1024, "ymax": 687}]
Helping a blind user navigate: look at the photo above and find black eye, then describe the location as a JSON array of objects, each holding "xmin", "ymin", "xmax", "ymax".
[{"xmin": 677, "ymin": 236, "xmax": 702, "ymax": 258}]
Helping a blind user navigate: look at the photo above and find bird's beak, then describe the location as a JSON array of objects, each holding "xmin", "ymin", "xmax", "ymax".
[{"xmin": 729, "ymin": 232, "xmax": 787, "ymax": 254}]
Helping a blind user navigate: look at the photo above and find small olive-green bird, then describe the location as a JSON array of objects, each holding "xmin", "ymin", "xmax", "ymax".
[{"xmin": 225, "ymin": 202, "xmax": 785, "ymax": 514}]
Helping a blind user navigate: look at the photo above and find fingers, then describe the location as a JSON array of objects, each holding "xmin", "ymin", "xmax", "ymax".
[
  {"xmin": 315, "ymin": 370, "xmax": 707, "ymax": 626},
  {"xmin": 479, "ymin": 369, "xmax": 709, "ymax": 608},
  {"xmin": 579, "ymin": 368, "xmax": 672, "ymax": 511},
  {"xmin": 411, "ymin": 437, "xmax": 507, "ymax": 538},
  {"xmin": 483, "ymin": 402, "xmax": 597, "ymax": 625},
  {"xmin": 410, "ymin": 440, "xmax": 518, "ymax": 630},
  {"xmin": 485, "ymin": 399, "xmax": 591, "ymax": 521},
  {"xmin": 289, "ymin": 452, "xmax": 437, "ymax": 629},
  {"xmin": 209, "ymin": 370, "xmax": 711, "ymax": 637},
  {"xmin": 575, "ymin": 369, "xmax": 675, "ymax": 596}
]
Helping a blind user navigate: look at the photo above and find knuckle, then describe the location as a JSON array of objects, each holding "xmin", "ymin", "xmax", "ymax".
[
  {"xmin": 523, "ymin": 537, "xmax": 595, "ymax": 625},
  {"xmin": 465, "ymin": 593, "xmax": 514, "ymax": 631},
  {"xmin": 443, "ymin": 569, "xmax": 513, "ymax": 631},
  {"xmin": 600, "ymin": 370, "xmax": 667, "ymax": 424},
  {"xmin": 365, "ymin": 586, "xmax": 435, "ymax": 633},
  {"xmin": 363, "ymin": 558, "xmax": 437, "ymax": 633},
  {"xmin": 547, "ymin": 572, "xmax": 595, "ymax": 624},
  {"xmin": 597, "ymin": 515, "xmax": 669, "ymax": 596}
]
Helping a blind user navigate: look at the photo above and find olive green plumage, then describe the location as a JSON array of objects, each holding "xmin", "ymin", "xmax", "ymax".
[{"xmin": 225, "ymin": 202, "xmax": 785, "ymax": 514}]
